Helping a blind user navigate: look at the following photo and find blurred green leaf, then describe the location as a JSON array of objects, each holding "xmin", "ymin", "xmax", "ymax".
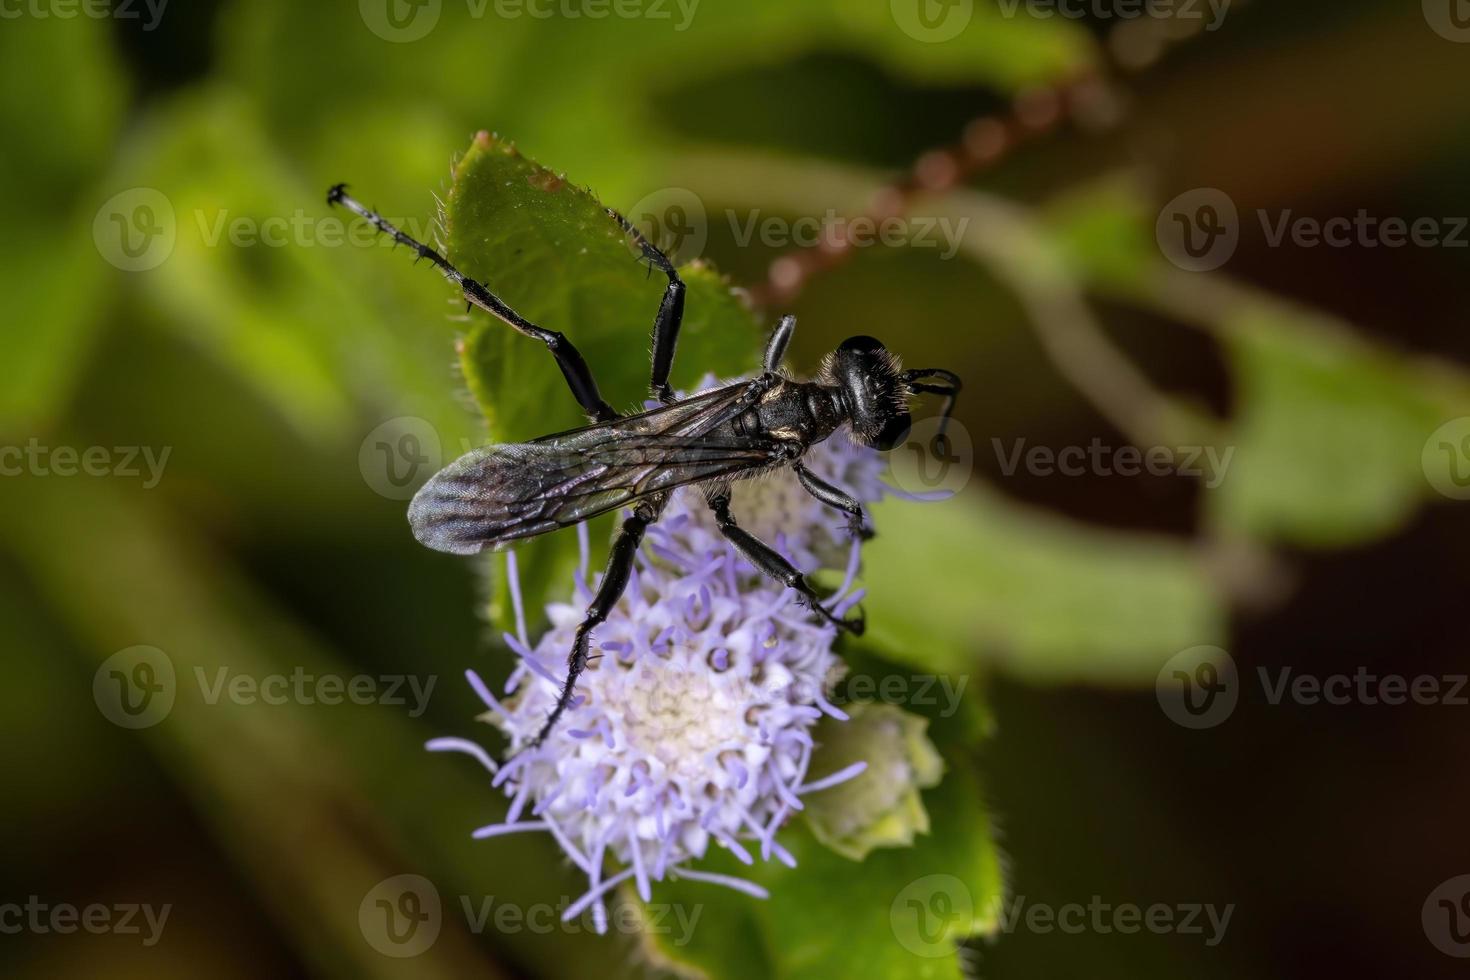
[
  {"xmin": 220, "ymin": 0, "xmax": 1092, "ymax": 213},
  {"xmin": 638, "ymin": 744, "xmax": 1002, "ymax": 980},
  {"xmin": 106, "ymin": 87, "xmax": 476, "ymax": 448},
  {"xmin": 1043, "ymin": 176, "xmax": 1470, "ymax": 548},
  {"xmin": 1209, "ymin": 311, "xmax": 1469, "ymax": 546},
  {"xmin": 0, "ymin": 16, "xmax": 127, "ymax": 431},
  {"xmin": 1042, "ymin": 177, "xmax": 1158, "ymax": 290},
  {"xmin": 860, "ymin": 491, "xmax": 1226, "ymax": 684}
]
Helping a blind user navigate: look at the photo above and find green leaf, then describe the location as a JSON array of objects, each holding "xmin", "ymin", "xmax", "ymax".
[
  {"xmin": 1041, "ymin": 177, "xmax": 1158, "ymax": 290},
  {"xmin": 0, "ymin": 15, "xmax": 127, "ymax": 431},
  {"xmin": 1041, "ymin": 176, "xmax": 1470, "ymax": 549},
  {"xmin": 445, "ymin": 132, "xmax": 763, "ymax": 623},
  {"xmin": 859, "ymin": 491, "xmax": 1226, "ymax": 685},
  {"xmin": 637, "ymin": 747, "xmax": 1003, "ymax": 980},
  {"xmin": 1209, "ymin": 310, "xmax": 1470, "ymax": 546}
]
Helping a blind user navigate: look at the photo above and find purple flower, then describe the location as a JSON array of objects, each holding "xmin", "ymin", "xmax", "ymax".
[{"xmin": 429, "ymin": 379, "xmax": 886, "ymax": 932}]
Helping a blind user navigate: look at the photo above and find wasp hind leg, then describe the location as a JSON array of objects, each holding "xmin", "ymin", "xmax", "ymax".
[
  {"xmin": 706, "ymin": 489, "xmax": 864, "ymax": 635},
  {"xmin": 606, "ymin": 206, "xmax": 686, "ymax": 406},
  {"xmin": 328, "ymin": 184, "xmax": 616, "ymax": 422},
  {"xmin": 525, "ymin": 493, "xmax": 669, "ymax": 751}
]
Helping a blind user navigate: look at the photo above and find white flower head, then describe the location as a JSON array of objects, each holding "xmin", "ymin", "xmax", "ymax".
[{"xmin": 429, "ymin": 377, "xmax": 887, "ymax": 931}]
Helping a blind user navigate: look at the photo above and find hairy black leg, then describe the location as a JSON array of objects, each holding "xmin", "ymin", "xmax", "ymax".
[
  {"xmin": 606, "ymin": 206, "xmax": 686, "ymax": 405},
  {"xmin": 793, "ymin": 462, "xmax": 872, "ymax": 541},
  {"xmin": 328, "ymin": 184, "xmax": 616, "ymax": 422},
  {"xmin": 528, "ymin": 494, "xmax": 668, "ymax": 749},
  {"xmin": 707, "ymin": 490, "xmax": 864, "ymax": 635},
  {"xmin": 763, "ymin": 314, "xmax": 797, "ymax": 373}
]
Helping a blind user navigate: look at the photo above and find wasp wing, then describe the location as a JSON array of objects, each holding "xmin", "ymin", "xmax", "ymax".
[{"xmin": 408, "ymin": 382, "xmax": 774, "ymax": 555}]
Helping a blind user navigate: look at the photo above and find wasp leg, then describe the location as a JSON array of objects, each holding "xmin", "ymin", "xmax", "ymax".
[
  {"xmin": 606, "ymin": 206, "xmax": 686, "ymax": 405},
  {"xmin": 763, "ymin": 314, "xmax": 796, "ymax": 374},
  {"xmin": 904, "ymin": 368, "xmax": 963, "ymax": 447},
  {"xmin": 328, "ymin": 184, "xmax": 616, "ymax": 422},
  {"xmin": 527, "ymin": 494, "xmax": 668, "ymax": 749},
  {"xmin": 707, "ymin": 489, "xmax": 864, "ymax": 635},
  {"xmin": 793, "ymin": 462, "xmax": 872, "ymax": 541}
]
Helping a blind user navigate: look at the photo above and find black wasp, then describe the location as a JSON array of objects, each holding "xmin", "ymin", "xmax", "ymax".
[{"xmin": 328, "ymin": 183, "xmax": 961, "ymax": 747}]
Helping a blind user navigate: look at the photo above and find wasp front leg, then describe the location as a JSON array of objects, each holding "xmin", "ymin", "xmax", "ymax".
[{"xmin": 793, "ymin": 462, "xmax": 872, "ymax": 541}]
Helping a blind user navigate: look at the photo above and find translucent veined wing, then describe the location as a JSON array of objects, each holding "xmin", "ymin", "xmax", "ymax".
[{"xmin": 408, "ymin": 382, "xmax": 775, "ymax": 554}]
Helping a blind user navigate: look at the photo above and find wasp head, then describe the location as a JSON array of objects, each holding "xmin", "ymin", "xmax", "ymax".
[{"xmin": 823, "ymin": 335, "xmax": 912, "ymax": 451}]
